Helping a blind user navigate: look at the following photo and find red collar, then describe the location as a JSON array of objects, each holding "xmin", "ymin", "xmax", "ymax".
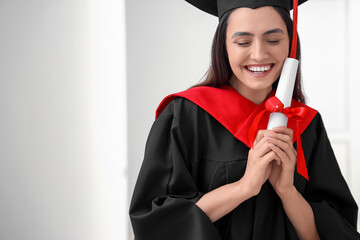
[{"xmin": 156, "ymin": 85, "xmax": 318, "ymax": 148}]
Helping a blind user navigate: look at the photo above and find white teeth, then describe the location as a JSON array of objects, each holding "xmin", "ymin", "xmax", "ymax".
[{"xmin": 247, "ymin": 64, "xmax": 271, "ymax": 73}]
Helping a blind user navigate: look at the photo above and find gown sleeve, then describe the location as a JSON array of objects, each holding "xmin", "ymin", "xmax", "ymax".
[
  {"xmin": 303, "ymin": 114, "xmax": 360, "ymax": 239},
  {"xmin": 129, "ymin": 104, "xmax": 221, "ymax": 240}
]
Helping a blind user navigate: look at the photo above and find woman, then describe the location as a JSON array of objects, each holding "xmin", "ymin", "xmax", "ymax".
[{"xmin": 129, "ymin": 0, "xmax": 360, "ymax": 239}]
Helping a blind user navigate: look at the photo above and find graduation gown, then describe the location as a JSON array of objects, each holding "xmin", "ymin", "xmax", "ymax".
[{"xmin": 129, "ymin": 85, "xmax": 360, "ymax": 240}]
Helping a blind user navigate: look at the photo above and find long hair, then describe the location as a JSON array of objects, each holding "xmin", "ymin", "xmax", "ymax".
[{"xmin": 192, "ymin": 7, "xmax": 306, "ymax": 103}]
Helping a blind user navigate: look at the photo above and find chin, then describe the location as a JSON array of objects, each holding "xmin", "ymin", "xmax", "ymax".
[{"xmin": 248, "ymin": 80, "xmax": 275, "ymax": 91}]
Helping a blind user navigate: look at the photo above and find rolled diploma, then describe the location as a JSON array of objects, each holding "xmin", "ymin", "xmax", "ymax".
[{"xmin": 267, "ymin": 58, "xmax": 299, "ymax": 130}]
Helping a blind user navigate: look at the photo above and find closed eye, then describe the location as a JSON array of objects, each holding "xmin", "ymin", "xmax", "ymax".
[
  {"xmin": 237, "ymin": 42, "xmax": 251, "ymax": 46},
  {"xmin": 268, "ymin": 40, "xmax": 280, "ymax": 44}
]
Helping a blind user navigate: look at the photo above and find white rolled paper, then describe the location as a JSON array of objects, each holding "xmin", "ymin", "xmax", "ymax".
[{"xmin": 267, "ymin": 58, "xmax": 299, "ymax": 130}]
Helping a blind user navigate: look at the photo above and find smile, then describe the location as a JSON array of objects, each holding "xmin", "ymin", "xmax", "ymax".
[{"xmin": 245, "ymin": 64, "xmax": 273, "ymax": 74}]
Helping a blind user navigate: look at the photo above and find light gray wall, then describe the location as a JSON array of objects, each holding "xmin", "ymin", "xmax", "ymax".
[
  {"xmin": 0, "ymin": 1, "xmax": 93, "ymax": 239},
  {"xmin": 0, "ymin": 0, "xmax": 127, "ymax": 239}
]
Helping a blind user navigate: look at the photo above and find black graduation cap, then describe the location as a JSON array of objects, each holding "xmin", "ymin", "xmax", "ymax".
[
  {"xmin": 186, "ymin": 0, "xmax": 308, "ymax": 58},
  {"xmin": 185, "ymin": 0, "xmax": 307, "ymax": 19}
]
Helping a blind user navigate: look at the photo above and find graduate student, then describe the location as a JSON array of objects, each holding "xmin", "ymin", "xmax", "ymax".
[{"xmin": 129, "ymin": 0, "xmax": 360, "ymax": 239}]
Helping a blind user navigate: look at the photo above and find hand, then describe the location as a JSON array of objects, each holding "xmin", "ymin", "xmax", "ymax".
[
  {"xmin": 266, "ymin": 127, "xmax": 297, "ymax": 196},
  {"xmin": 241, "ymin": 130, "xmax": 280, "ymax": 196}
]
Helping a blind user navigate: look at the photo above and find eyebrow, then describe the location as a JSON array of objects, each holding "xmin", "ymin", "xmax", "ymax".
[
  {"xmin": 232, "ymin": 28, "xmax": 285, "ymax": 38},
  {"xmin": 264, "ymin": 28, "xmax": 284, "ymax": 35}
]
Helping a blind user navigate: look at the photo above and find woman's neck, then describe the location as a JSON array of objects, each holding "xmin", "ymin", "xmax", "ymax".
[{"xmin": 229, "ymin": 77, "xmax": 272, "ymax": 105}]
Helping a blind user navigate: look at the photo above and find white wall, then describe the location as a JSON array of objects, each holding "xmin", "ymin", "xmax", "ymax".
[
  {"xmin": 300, "ymin": 0, "xmax": 360, "ymax": 230},
  {"xmin": 0, "ymin": 0, "xmax": 127, "ymax": 239},
  {"xmin": 127, "ymin": 0, "xmax": 360, "ymax": 237},
  {"xmin": 348, "ymin": 1, "xmax": 360, "ymax": 220}
]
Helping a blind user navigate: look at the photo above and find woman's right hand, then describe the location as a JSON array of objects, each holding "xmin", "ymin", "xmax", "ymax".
[
  {"xmin": 240, "ymin": 130, "xmax": 280, "ymax": 196},
  {"xmin": 195, "ymin": 130, "xmax": 280, "ymax": 222}
]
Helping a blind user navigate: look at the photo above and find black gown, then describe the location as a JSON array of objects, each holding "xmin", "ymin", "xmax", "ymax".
[{"xmin": 129, "ymin": 88, "xmax": 360, "ymax": 239}]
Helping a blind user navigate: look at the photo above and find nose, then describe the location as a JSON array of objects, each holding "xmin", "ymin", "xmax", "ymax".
[{"xmin": 250, "ymin": 40, "xmax": 269, "ymax": 62}]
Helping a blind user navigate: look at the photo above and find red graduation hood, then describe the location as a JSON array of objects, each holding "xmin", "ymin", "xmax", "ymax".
[{"xmin": 156, "ymin": 84, "xmax": 318, "ymax": 148}]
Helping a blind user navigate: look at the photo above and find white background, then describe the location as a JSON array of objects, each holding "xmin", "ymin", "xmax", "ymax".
[{"xmin": 0, "ymin": 0, "xmax": 127, "ymax": 239}]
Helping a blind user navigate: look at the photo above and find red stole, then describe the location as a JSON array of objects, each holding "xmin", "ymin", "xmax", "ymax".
[{"xmin": 156, "ymin": 85, "xmax": 318, "ymax": 179}]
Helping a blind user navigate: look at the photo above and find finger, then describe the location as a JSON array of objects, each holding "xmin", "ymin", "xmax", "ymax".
[
  {"xmin": 269, "ymin": 143, "xmax": 296, "ymax": 171},
  {"xmin": 273, "ymin": 151, "xmax": 281, "ymax": 165},
  {"xmin": 269, "ymin": 143, "xmax": 287, "ymax": 159},
  {"xmin": 254, "ymin": 129, "xmax": 267, "ymax": 146},
  {"xmin": 265, "ymin": 131, "xmax": 292, "ymax": 144},
  {"xmin": 261, "ymin": 150, "xmax": 281, "ymax": 165},
  {"xmin": 269, "ymin": 144, "xmax": 296, "ymax": 174},
  {"xmin": 266, "ymin": 135, "xmax": 290, "ymax": 151},
  {"xmin": 264, "ymin": 131, "xmax": 296, "ymax": 156},
  {"xmin": 253, "ymin": 133, "xmax": 267, "ymax": 148},
  {"xmin": 266, "ymin": 137, "xmax": 296, "ymax": 161},
  {"xmin": 272, "ymin": 152, "xmax": 281, "ymax": 166},
  {"xmin": 264, "ymin": 145, "xmax": 281, "ymax": 166},
  {"xmin": 253, "ymin": 137, "xmax": 272, "ymax": 158},
  {"xmin": 272, "ymin": 126, "xmax": 294, "ymax": 141}
]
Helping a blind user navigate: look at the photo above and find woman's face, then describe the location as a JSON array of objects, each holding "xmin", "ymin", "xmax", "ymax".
[{"xmin": 226, "ymin": 6, "xmax": 289, "ymax": 101}]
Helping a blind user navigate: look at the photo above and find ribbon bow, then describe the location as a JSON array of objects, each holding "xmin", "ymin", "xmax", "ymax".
[{"xmin": 248, "ymin": 96, "xmax": 309, "ymax": 180}]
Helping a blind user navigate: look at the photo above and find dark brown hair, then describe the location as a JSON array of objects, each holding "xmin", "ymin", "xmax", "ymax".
[{"xmin": 192, "ymin": 6, "xmax": 306, "ymax": 103}]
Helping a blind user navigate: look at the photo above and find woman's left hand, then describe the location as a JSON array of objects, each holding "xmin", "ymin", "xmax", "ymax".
[{"xmin": 266, "ymin": 126, "xmax": 297, "ymax": 196}]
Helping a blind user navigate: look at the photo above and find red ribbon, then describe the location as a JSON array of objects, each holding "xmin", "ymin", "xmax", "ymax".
[
  {"xmin": 248, "ymin": 96, "xmax": 309, "ymax": 180},
  {"xmin": 290, "ymin": 0, "xmax": 298, "ymax": 59}
]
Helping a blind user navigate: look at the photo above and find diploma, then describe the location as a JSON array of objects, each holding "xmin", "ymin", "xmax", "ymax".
[{"xmin": 267, "ymin": 58, "xmax": 299, "ymax": 130}]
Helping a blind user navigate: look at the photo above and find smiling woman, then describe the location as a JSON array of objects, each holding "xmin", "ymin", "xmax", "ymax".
[
  {"xmin": 193, "ymin": 5, "xmax": 305, "ymax": 104},
  {"xmin": 129, "ymin": 0, "xmax": 360, "ymax": 239}
]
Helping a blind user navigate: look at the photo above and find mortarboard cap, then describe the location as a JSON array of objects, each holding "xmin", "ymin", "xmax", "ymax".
[
  {"xmin": 185, "ymin": 0, "xmax": 307, "ymax": 19},
  {"xmin": 185, "ymin": 0, "xmax": 308, "ymax": 58}
]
